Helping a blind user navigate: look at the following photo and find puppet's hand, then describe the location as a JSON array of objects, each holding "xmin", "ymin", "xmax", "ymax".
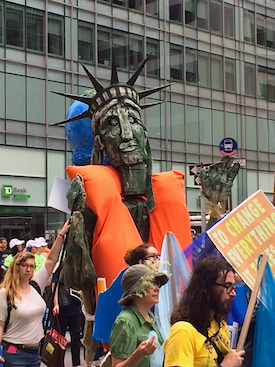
[{"xmin": 200, "ymin": 156, "xmax": 240, "ymax": 203}]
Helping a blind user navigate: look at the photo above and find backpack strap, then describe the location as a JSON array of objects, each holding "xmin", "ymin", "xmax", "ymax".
[
  {"xmin": 4, "ymin": 281, "xmax": 41, "ymax": 333},
  {"xmin": 4, "ymin": 295, "xmax": 12, "ymax": 333}
]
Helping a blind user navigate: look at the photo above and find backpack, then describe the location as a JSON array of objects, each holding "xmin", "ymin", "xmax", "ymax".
[{"xmin": 4, "ymin": 280, "xmax": 41, "ymax": 333}]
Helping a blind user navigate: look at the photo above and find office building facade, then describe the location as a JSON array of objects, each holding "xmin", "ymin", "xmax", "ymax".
[{"xmin": 0, "ymin": 0, "xmax": 275, "ymax": 238}]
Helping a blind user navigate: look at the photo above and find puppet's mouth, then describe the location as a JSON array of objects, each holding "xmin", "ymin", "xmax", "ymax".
[{"xmin": 119, "ymin": 141, "xmax": 138, "ymax": 152}]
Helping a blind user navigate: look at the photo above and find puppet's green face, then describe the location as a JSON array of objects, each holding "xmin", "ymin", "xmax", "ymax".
[{"xmin": 97, "ymin": 100, "xmax": 147, "ymax": 168}]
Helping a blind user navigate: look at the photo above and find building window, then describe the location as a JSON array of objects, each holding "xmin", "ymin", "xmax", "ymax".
[
  {"xmin": 98, "ymin": 28, "xmax": 111, "ymax": 66},
  {"xmin": 224, "ymin": 4, "xmax": 234, "ymax": 38},
  {"xmin": 113, "ymin": 31, "xmax": 127, "ymax": 69},
  {"xmin": 257, "ymin": 14, "xmax": 266, "ymax": 47},
  {"xmin": 185, "ymin": 0, "xmax": 196, "ymax": 26},
  {"xmin": 225, "ymin": 59, "xmax": 235, "ymax": 92},
  {"xmin": 0, "ymin": 3, "xmax": 3, "ymax": 45},
  {"xmin": 243, "ymin": 10, "xmax": 255, "ymax": 43},
  {"xmin": 268, "ymin": 72, "xmax": 275, "ymax": 102},
  {"xmin": 267, "ymin": 18, "xmax": 275, "ymax": 49},
  {"xmin": 129, "ymin": 35, "xmax": 143, "ymax": 71},
  {"xmin": 78, "ymin": 21, "xmax": 94, "ymax": 62},
  {"xmin": 258, "ymin": 67, "xmax": 267, "ymax": 100},
  {"xmin": 186, "ymin": 49, "xmax": 197, "ymax": 84},
  {"xmin": 197, "ymin": 0, "xmax": 209, "ymax": 30},
  {"xmin": 170, "ymin": 45, "xmax": 183, "ymax": 81},
  {"xmin": 210, "ymin": 0, "xmax": 221, "ymax": 34},
  {"xmin": 244, "ymin": 63, "xmax": 255, "ymax": 97},
  {"xmin": 113, "ymin": 0, "xmax": 126, "ymax": 7},
  {"xmin": 129, "ymin": 0, "xmax": 143, "ymax": 11},
  {"xmin": 48, "ymin": 15, "xmax": 64, "ymax": 56},
  {"xmin": 146, "ymin": 39, "xmax": 160, "ymax": 77},
  {"xmin": 170, "ymin": 0, "xmax": 182, "ymax": 23},
  {"xmin": 211, "ymin": 55, "xmax": 223, "ymax": 90},
  {"xmin": 259, "ymin": 67, "xmax": 275, "ymax": 102},
  {"xmin": 26, "ymin": 9, "xmax": 44, "ymax": 52},
  {"xmin": 198, "ymin": 52, "xmax": 210, "ymax": 87},
  {"xmin": 6, "ymin": 6, "xmax": 24, "ymax": 48},
  {"xmin": 146, "ymin": 0, "xmax": 158, "ymax": 17}
]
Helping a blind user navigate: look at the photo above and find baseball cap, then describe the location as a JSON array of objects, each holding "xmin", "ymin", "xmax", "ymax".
[
  {"xmin": 34, "ymin": 237, "xmax": 47, "ymax": 247},
  {"xmin": 9, "ymin": 238, "xmax": 25, "ymax": 249}
]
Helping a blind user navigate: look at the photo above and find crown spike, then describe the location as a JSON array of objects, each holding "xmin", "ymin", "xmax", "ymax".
[
  {"xmin": 51, "ymin": 109, "xmax": 92, "ymax": 126},
  {"xmin": 51, "ymin": 91, "xmax": 94, "ymax": 107},
  {"xmin": 140, "ymin": 101, "xmax": 164, "ymax": 110},
  {"xmin": 111, "ymin": 50, "xmax": 119, "ymax": 84},
  {"xmin": 80, "ymin": 63, "xmax": 104, "ymax": 93},
  {"xmin": 127, "ymin": 54, "xmax": 151, "ymax": 86},
  {"xmin": 138, "ymin": 83, "xmax": 174, "ymax": 100}
]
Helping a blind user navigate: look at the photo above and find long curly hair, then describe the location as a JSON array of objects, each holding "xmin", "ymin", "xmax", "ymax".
[
  {"xmin": 0, "ymin": 252, "xmax": 35, "ymax": 306},
  {"xmin": 124, "ymin": 243, "xmax": 154, "ymax": 266},
  {"xmin": 171, "ymin": 256, "xmax": 234, "ymax": 333}
]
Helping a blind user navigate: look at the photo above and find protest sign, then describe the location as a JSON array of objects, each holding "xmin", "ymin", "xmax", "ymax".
[{"xmin": 207, "ymin": 190, "xmax": 275, "ymax": 289}]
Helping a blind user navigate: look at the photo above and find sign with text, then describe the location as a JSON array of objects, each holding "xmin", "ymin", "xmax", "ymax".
[{"xmin": 207, "ymin": 190, "xmax": 275, "ymax": 289}]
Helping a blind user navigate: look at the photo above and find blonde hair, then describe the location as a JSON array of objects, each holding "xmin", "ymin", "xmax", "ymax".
[{"xmin": 0, "ymin": 252, "xmax": 35, "ymax": 306}]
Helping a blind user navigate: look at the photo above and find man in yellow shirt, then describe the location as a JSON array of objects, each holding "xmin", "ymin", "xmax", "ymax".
[{"xmin": 164, "ymin": 256, "xmax": 245, "ymax": 367}]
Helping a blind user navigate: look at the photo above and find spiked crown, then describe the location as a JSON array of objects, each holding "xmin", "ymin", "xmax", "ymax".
[{"xmin": 53, "ymin": 53, "xmax": 172, "ymax": 127}]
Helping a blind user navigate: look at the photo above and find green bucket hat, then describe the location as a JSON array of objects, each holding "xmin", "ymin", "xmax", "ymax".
[{"xmin": 118, "ymin": 264, "xmax": 169, "ymax": 306}]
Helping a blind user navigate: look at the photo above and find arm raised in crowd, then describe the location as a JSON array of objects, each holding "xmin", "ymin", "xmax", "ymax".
[{"xmin": 45, "ymin": 220, "xmax": 70, "ymax": 276}]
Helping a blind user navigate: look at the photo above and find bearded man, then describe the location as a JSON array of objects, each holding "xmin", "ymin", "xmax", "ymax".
[{"xmin": 164, "ymin": 256, "xmax": 245, "ymax": 367}]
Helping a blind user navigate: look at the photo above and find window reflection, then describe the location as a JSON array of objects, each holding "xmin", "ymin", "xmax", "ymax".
[
  {"xmin": 0, "ymin": 4, "xmax": 2, "ymax": 44},
  {"xmin": 257, "ymin": 14, "xmax": 266, "ymax": 46},
  {"xmin": 211, "ymin": 56, "xmax": 223, "ymax": 90},
  {"xmin": 197, "ymin": 0, "xmax": 209, "ymax": 30},
  {"xmin": 129, "ymin": 35, "xmax": 143, "ymax": 71},
  {"xmin": 27, "ymin": 10, "xmax": 44, "ymax": 52},
  {"xmin": 244, "ymin": 63, "xmax": 256, "ymax": 96},
  {"xmin": 129, "ymin": 0, "xmax": 143, "ymax": 12},
  {"xmin": 170, "ymin": 0, "xmax": 182, "ymax": 23},
  {"xmin": 6, "ymin": 7, "xmax": 23, "ymax": 48},
  {"xmin": 210, "ymin": 0, "xmax": 221, "ymax": 34},
  {"xmin": 146, "ymin": 39, "xmax": 160, "ymax": 77},
  {"xmin": 48, "ymin": 15, "xmax": 64, "ymax": 56},
  {"xmin": 185, "ymin": 0, "xmax": 196, "ymax": 26},
  {"xmin": 146, "ymin": 0, "xmax": 158, "ymax": 17},
  {"xmin": 224, "ymin": 4, "xmax": 234, "ymax": 38},
  {"xmin": 186, "ymin": 49, "xmax": 197, "ymax": 84},
  {"xmin": 225, "ymin": 59, "xmax": 235, "ymax": 93},
  {"xmin": 198, "ymin": 53, "xmax": 210, "ymax": 87},
  {"xmin": 78, "ymin": 21, "xmax": 94, "ymax": 62},
  {"xmin": 170, "ymin": 45, "xmax": 184, "ymax": 81},
  {"xmin": 244, "ymin": 10, "xmax": 255, "ymax": 43},
  {"xmin": 98, "ymin": 28, "xmax": 111, "ymax": 66},
  {"xmin": 113, "ymin": 32, "xmax": 128, "ymax": 69}
]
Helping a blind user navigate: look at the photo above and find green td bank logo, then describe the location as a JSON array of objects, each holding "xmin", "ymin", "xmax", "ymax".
[{"xmin": 3, "ymin": 185, "xmax": 13, "ymax": 196}]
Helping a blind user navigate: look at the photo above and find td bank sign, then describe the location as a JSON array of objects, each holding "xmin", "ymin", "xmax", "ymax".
[{"xmin": 2, "ymin": 185, "xmax": 30, "ymax": 199}]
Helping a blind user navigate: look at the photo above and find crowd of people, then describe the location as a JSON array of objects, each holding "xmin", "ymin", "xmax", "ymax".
[{"xmin": 0, "ymin": 228, "xmax": 247, "ymax": 367}]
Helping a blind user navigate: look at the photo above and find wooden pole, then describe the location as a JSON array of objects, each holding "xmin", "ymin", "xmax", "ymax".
[
  {"xmin": 236, "ymin": 253, "xmax": 268, "ymax": 351},
  {"xmin": 167, "ymin": 232, "xmax": 178, "ymax": 308}
]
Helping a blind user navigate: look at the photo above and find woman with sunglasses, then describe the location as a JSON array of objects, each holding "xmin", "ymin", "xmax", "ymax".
[
  {"xmin": 0, "ymin": 220, "xmax": 70, "ymax": 367},
  {"xmin": 124, "ymin": 243, "xmax": 160, "ymax": 270}
]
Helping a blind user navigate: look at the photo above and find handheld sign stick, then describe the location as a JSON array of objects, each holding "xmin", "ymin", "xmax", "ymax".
[{"xmin": 236, "ymin": 253, "xmax": 268, "ymax": 351}]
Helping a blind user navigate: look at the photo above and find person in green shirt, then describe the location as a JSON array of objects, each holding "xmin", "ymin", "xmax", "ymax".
[
  {"xmin": 4, "ymin": 238, "xmax": 25, "ymax": 268},
  {"xmin": 28, "ymin": 239, "xmax": 46, "ymax": 271},
  {"xmin": 109, "ymin": 264, "xmax": 169, "ymax": 367}
]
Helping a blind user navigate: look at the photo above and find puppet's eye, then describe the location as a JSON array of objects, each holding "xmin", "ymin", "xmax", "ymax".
[
  {"xmin": 110, "ymin": 118, "xmax": 118, "ymax": 126},
  {"xmin": 128, "ymin": 116, "xmax": 135, "ymax": 124}
]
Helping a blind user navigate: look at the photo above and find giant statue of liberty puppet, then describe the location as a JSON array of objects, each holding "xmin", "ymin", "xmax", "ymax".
[{"xmin": 53, "ymin": 54, "xmax": 192, "ymax": 364}]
